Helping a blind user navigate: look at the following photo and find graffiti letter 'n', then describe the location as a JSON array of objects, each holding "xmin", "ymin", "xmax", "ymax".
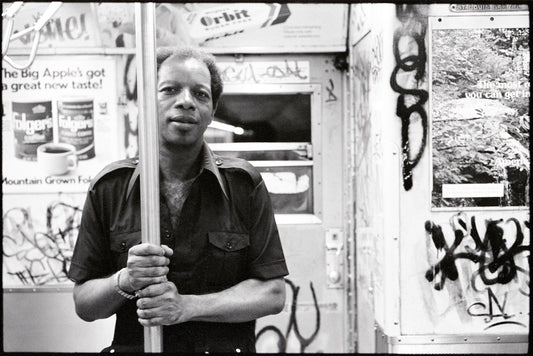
[{"xmin": 487, "ymin": 288, "xmax": 512, "ymax": 321}]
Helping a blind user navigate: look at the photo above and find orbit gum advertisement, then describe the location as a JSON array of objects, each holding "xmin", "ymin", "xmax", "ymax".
[{"xmin": 2, "ymin": 56, "xmax": 122, "ymax": 193}]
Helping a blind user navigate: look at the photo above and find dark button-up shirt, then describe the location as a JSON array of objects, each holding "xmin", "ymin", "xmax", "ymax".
[{"xmin": 68, "ymin": 143, "xmax": 288, "ymax": 352}]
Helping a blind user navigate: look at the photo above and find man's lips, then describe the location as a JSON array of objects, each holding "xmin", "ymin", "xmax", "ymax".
[{"xmin": 168, "ymin": 115, "xmax": 197, "ymax": 124}]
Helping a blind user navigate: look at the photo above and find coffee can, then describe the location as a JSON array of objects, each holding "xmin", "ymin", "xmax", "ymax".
[
  {"xmin": 58, "ymin": 97, "xmax": 95, "ymax": 160},
  {"xmin": 12, "ymin": 100, "xmax": 53, "ymax": 161}
]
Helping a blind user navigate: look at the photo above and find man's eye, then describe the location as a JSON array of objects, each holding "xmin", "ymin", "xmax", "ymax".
[
  {"xmin": 196, "ymin": 91, "xmax": 210, "ymax": 99},
  {"xmin": 160, "ymin": 87, "xmax": 177, "ymax": 94}
]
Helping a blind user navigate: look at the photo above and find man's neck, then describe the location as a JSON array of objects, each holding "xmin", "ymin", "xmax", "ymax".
[{"xmin": 159, "ymin": 142, "xmax": 203, "ymax": 182}]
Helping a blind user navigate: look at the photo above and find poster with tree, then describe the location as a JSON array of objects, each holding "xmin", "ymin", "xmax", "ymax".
[{"xmin": 430, "ymin": 16, "xmax": 529, "ymax": 208}]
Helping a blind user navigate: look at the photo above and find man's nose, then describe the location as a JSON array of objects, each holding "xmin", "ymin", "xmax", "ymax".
[{"xmin": 174, "ymin": 89, "xmax": 195, "ymax": 109}]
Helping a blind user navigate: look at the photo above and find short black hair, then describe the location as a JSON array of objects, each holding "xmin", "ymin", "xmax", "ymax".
[{"xmin": 156, "ymin": 47, "xmax": 223, "ymax": 106}]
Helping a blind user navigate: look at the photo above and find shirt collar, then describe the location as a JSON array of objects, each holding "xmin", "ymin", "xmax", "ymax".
[
  {"xmin": 126, "ymin": 142, "xmax": 229, "ymax": 200},
  {"xmin": 200, "ymin": 142, "xmax": 229, "ymax": 200}
]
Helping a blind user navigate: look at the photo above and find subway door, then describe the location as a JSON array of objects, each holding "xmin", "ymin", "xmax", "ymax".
[{"xmin": 250, "ymin": 54, "xmax": 347, "ymax": 353}]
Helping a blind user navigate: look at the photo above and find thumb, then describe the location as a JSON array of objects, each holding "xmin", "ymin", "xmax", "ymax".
[{"xmin": 161, "ymin": 244, "xmax": 174, "ymax": 257}]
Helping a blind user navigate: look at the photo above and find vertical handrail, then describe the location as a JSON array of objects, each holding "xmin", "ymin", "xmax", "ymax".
[{"xmin": 134, "ymin": 2, "xmax": 163, "ymax": 353}]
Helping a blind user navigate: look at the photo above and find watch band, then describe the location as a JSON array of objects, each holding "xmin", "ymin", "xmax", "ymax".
[{"xmin": 114, "ymin": 269, "xmax": 137, "ymax": 300}]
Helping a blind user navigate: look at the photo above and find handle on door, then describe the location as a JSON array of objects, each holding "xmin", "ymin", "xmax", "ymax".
[{"xmin": 325, "ymin": 229, "xmax": 344, "ymax": 288}]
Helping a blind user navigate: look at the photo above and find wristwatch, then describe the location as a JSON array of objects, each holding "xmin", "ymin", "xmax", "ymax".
[{"xmin": 114, "ymin": 269, "xmax": 137, "ymax": 300}]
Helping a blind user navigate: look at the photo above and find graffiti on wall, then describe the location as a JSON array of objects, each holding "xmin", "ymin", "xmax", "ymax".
[
  {"xmin": 467, "ymin": 287, "xmax": 527, "ymax": 330},
  {"xmin": 351, "ymin": 31, "xmax": 387, "ymax": 329},
  {"xmin": 424, "ymin": 213, "xmax": 530, "ymax": 329},
  {"xmin": 325, "ymin": 79, "xmax": 338, "ymax": 103},
  {"xmin": 390, "ymin": 4, "xmax": 428, "ymax": 190},
  {"xmin": 2, "ymin": 200, "xmax": 82, "ymax": 285},
  {"xmin": 217, "ymin": 60, "xmax": 310, "ymax": 85},
  {"xmin": 351, "ymin": 19, "xmax": 387, "ymax": 226},
  {"xmin": 256, "ymin": 279, "xmax": 320, "ymax": 353}
]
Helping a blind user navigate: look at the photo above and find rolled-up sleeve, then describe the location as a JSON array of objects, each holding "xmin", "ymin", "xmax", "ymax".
[{"xmin": 247, "ymin": 180, "xmax": 289, "ymax": 280}]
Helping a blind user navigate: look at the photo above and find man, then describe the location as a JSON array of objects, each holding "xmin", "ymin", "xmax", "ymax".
[{"xmin": 68, "ymin": 47, "xmax": 288, "ymax": 353}]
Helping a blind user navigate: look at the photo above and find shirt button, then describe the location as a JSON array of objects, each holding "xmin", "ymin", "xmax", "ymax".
[
  {"xmin": 215, "ymin": 158, "xmax": 223, "ymax": 166},
  {"xmin": 120, "ymin": 242, "xmax": 126, "ymax": 251},
  {"xmin": 225, "ymin": 241, "xmax": 233, "ymax": 250}
]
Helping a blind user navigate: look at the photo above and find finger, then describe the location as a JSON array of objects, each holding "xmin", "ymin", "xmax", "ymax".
[
  {"xmin": 136, "ymin": 281, "xmax": 173, "ymax": 299},
  {"xmin": 161, "ymin": 245, "xmax": 174, "ymax": 257},
  {"xmin": 129, "ymin": 243, "xmax": 166, "ymax": 256},
  {"xmin": 128, "ymin": 255, "xmax": 170, "ymax": 267},
  {"xmin": 137, "ymin": 303, "xmax": 168, "ymax": 319},
  {"xmin": 136, "ymin": 295, "xmax": 167, "ymax": 311},
  {"xmin": 136, "ymin": 298, "xmax": 159, "ymax": 312},
  {"xmin": 129, "ymin": 275, "xmax": 168, "ymax": 290},
  {"xmin": 138, "ymin": 316, "xmax": 166, "ymax": 327},
  {"xmin": 137, "ymin": 300, "xmax": 177, "ymax": 327},
  {"xmin": 129, "ymin": 266, "xmax": 169, "ymax": 279}
]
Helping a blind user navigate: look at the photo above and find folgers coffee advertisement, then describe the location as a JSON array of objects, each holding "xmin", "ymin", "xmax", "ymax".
[
  {"xmin": 2, "ymin": 56, "xmax": 121, "ymax": 193},
  {"xmin": 12, "ymin": 101, "xmax": 54, "ymax": 160},
  {"xmin": 57, "ymin": 98, "xmax": 96, "ymax": 160}
]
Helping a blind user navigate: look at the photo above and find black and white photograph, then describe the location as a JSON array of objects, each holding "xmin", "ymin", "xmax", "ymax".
[{"xmin": 2, "ymin": 2, "xmax": 529, "ymax": 354}]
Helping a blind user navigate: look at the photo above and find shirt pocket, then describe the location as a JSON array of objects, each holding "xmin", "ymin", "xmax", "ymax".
[
  {"xmin": 110, "ymin": 230, "xmax": 142, "ymax": 270},
  {"xmin": 206, "ymin": 232, "xmax": 250, "ymax": 288}
]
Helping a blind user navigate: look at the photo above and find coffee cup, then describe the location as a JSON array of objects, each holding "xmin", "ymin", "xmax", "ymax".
[{"xmin": 37, "ymin": 143, "xmax": 78, "ymax": 176}]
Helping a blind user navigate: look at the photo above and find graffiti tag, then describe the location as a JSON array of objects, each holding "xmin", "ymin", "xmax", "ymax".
[
  {"xmin": 218, "ymin": 60, "xmax": 310, "ymax": 84},
  {"xmin": 3, "ymin": 201, "xmax": 82, "ymax": 285},
  {"xmin": 467, "ymin": 288, "xmax": 527, "ymax": 329},
  {"xmin": 389, "ymin": 4, "xmax": 428, "ymax": 190},
  {"xmin": 425, "ymin": 213, "xmax": 529, "ymax": 292},
  {"xmin": 256, "ymin": 279, "xmax": 320, "ymax": 353},
  {"xmin": 325, "ymin": 79, "xmax": 338, "ymax": 102}
]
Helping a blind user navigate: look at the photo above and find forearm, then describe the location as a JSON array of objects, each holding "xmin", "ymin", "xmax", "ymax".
[
  {"xmin": 74, "ymin": 244, "xmax": 171, "ymax": 322},
  {"xmin": 185, "ymin": 278, "xmax": 286, "ymax": 323},
  {"xmin": 73, "ymin": 269, "xmax": 130, "ymax": 321}
]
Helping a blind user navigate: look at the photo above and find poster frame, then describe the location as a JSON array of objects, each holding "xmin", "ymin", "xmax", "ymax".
[
  {"xmin": 428, "ymin": 14, "xmax": 530, "ymax": 211},
  {"xmin": 2, "ymin": 54, "xmax": 124, "ymax": 195}
]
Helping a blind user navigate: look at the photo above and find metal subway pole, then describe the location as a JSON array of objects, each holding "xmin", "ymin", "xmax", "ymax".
[{"xmin": 134, "ymin": 2, "xmax": 163, "ymax": 353}]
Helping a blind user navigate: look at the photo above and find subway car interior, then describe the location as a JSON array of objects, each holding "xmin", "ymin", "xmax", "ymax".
[{"xmin": 2, "ymin": 2, "xmax": 529, "ymax": 353}]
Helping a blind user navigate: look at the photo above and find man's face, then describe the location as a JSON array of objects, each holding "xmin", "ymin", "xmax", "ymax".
[{"xmin": 157, "ymin": 56, "xmax": 214, "ymax": 148}]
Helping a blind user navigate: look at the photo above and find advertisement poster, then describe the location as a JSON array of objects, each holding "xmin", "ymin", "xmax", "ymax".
[
  {"xmin": 431, "ymin": 17, "xmax": 529, "ymax": 208},
  {"xmin": 2, "ymin": 56, "xmax": 122, "ymax": 194},
  {"xmin": 96, "ymin": 3, "xmax": 348, "ymax": 53},
  {"xmin": 2, "ymin": 2, "xmax": 100, "ymax": 49}
]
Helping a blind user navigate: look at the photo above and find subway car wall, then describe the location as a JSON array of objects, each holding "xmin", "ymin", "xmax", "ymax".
[{"xmin": 349, "ymin": 3, "xmax": 529, "ymax": 353}]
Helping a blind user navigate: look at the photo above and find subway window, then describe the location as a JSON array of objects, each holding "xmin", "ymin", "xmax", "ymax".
[{"xmin": 206, "ymin": 87, "xmax": 317, "ymax": 215}]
